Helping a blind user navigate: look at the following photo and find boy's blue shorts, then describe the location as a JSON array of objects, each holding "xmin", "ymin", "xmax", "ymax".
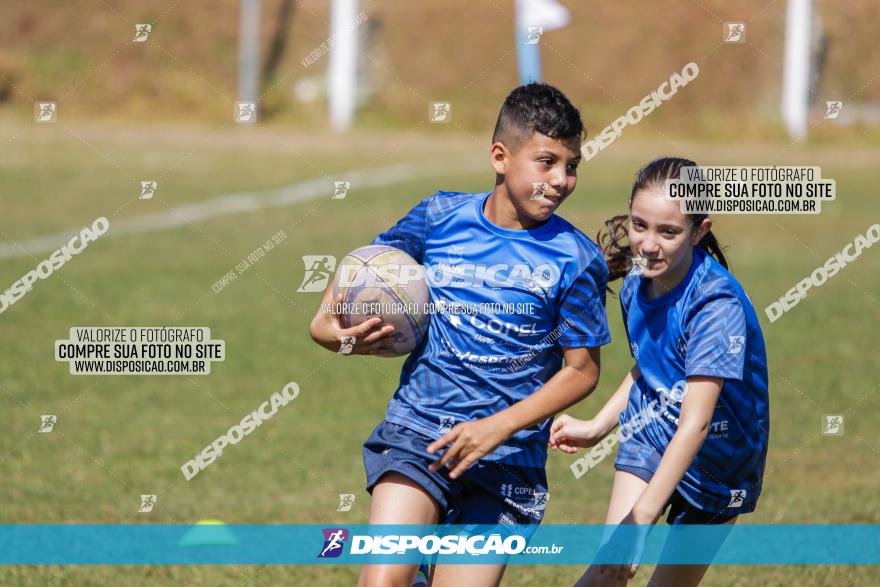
[
  {"xmin": 614, "ymin": 438, "xmax": 738, "ymax": 525},
  {"xmin": 363, "ymin": 421, "xmax": 548, "ymax": 526}
]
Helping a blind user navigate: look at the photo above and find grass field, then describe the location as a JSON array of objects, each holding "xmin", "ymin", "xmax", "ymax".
[
  {"xmin": 1, "ymin": 123, "xmax": 878, "ymax": 586},
  {"xmin": 3, "ymin": 0, "xmax": 880, "ymax": 139}
]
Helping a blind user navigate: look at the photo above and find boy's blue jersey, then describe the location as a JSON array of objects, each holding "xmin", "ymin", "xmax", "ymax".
[
  {"xmin": 372, "ymin": 191, "xmax": 611, "ymax": 467},
  {"xmin": 618, "ymin": 248, "xmax": 770, "ymax": 514}
]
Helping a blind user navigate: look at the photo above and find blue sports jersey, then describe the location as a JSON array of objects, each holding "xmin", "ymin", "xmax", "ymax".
[
  {"xmin": 371, "ymin": 191, "xmax": 611, "ymax": 467},
  {"xmin": 617, "ymin": 247, "xmax": 770, "ymax": 514}
]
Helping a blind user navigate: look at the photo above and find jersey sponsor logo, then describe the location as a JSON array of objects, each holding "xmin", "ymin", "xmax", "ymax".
[
  {"xmin": 439, "ymin": 336, "xmax": 515, "ymax": 366},
  {"xmin": 473, "ymin": 332, "xmax": 495, "ymax": 344},
  {"xmin": 708, "ymin": 419, "xmax": 730, "ymax": 439},
  {"xmin": 448, "ymin": 313, "xmax": 541, "ymax": 338},
  {"xmin": 500, "ymin": 483, "xmax": 539, "ymax": 498},
  {"xmin": 501, "ymin": 491, "xmax": 549, "ymax": 520}
]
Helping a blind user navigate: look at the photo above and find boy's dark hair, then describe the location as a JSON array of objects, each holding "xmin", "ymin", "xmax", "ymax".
[
  {"xmin": 599, "ymin": 156, "xmax": 729, "ymax": 284},
  {"xmin": 492, "ymin": 83, "xmax": 584, "ymax": 151}
]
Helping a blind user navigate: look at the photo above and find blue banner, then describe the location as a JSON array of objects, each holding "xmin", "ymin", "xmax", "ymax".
[{"xmin": 0, "ymin": 524, "xmax": 877, "ymax": 565}]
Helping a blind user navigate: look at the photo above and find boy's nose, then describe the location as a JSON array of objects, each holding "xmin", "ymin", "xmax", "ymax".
[{"xmin": 549, "ymin": 170, "xmax": 566, "ymax": 191}]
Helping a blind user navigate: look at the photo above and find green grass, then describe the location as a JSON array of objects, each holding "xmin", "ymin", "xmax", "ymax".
[{"xmin": 1, "ymin": 126, "xmax": 878, "ymax": 585}]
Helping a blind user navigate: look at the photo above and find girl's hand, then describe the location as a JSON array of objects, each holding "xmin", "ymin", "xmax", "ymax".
[
  {"xmin": 426, "ymin": 416, "xmax": 512, "ymax": 479},
  {"xmin": 309, "ymin": 293, "xmax": 396, "ymax": 355},
  {"xmin": 549, "ymin": 415, "xmax": 605, "ymax": 453}
]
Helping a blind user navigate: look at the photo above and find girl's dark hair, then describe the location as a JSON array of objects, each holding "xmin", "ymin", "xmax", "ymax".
[{"xmin": 598, "ymin": 156, "xmax": 728, "ymax": 283}]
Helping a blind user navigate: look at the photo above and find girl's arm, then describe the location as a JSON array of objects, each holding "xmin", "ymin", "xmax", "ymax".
[
  {"xmin": 549, "ymin": 364, "xmax": 641, "ymax": 452},
  {"xmin": 600, "ymin": 376, "xmax": 723, "ymax": 582},
  {"xmin": 629, "ymin": 375, "xmax": 723, "ymax": 523}
]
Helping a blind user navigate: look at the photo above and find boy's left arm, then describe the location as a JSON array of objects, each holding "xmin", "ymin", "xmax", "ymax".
[{"xmin": 427, "ymin": 345, "xmax": 600, "ymax": 478}]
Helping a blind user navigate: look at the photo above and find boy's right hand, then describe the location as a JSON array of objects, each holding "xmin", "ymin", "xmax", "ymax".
[
  {"xmin": 549, "ymin": 415, "xmax": 606, "ymax": 453},
  {"xmin": 309, "ymin": 293, "xmax": 396, "ymax": 355}
]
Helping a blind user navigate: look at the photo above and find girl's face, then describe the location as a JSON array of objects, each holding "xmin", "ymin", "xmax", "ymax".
[{"xmin": 628, "ymin": 186, "xmax": 711, "ymax": 281}]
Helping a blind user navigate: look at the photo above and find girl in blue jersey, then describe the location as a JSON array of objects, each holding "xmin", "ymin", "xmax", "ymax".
[{"xmin": 550, "ymin": 157, "xmax": 769, "ymax": 587}]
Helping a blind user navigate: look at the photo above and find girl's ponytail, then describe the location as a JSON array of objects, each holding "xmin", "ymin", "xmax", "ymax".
[
  {"xmin": 597, "ymin": 214, "xmax": 631, "ymax": 282},
  {"xmin": 696, "ymin": 229, "xmax": 728, "ymax": 270}
]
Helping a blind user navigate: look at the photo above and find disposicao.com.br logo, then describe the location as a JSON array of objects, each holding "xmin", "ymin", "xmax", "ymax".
[{"xmin": 318, "ymin": 528, "xmax": 538, "ymax": 558}]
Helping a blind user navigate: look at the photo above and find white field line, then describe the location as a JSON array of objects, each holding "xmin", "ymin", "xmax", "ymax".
[{"xmin": 0, "ymin": 161, "xmax": 479, "ymax": 259}]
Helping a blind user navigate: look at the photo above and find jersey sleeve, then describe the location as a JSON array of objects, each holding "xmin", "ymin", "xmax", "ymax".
[
  {"xmin": 684, "ymin": 293, "xmax": 747, "ymax": 380},
  {"xmin": 370, "ymin": 195, "xmax": 433, "ymax": 263},
  {"xmin": 556, "ymin": 253, "xmax": 612, "ymax": 348}
]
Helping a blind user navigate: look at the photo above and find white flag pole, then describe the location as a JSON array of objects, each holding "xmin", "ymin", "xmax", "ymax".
[
  {"xmin": 514, "ymin": 0, "xmax": 571, "ymax": 85},
  {"xmin": 328, "ymin": 0, "xmax": 360, "ymax": 131},
  {"xmin": 782, "ymin": 0, "xmax": 813, "ymax": 140},
  {"xmin": 238, "ymin": 0, "xmax": 261, "ymax": 108}
]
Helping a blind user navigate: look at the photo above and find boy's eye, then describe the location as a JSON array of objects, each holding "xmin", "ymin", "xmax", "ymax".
[
  {"xmin": 539, "ymin": 159, "xmax": 553, "ymax": 166},
  {"xmin": 567, "ymin": 162, "xmax": 579, "ymax": 171}
]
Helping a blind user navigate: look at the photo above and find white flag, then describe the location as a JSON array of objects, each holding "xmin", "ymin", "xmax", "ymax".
[{"xmin": 516, "ymin": 0, "xmax": 571, "ymax": 32}]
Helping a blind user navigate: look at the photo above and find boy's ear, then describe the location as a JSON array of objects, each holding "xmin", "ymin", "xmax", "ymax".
[{"xmin": 490, "ymin": 141, "xmax": 510, "ymax": 175}]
